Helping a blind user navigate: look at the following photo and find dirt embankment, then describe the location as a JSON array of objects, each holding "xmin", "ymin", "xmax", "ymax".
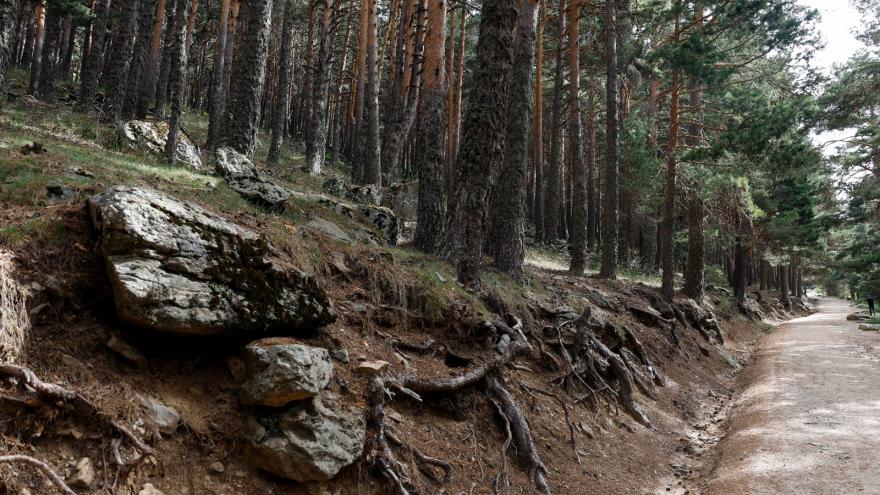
[{"xmin": 0, "ymin": 201, "xmax": 805, "ymax": 495}]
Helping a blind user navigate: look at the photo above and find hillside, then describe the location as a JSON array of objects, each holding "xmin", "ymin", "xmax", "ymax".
[{"xmin": 0, "ymin": 77, "xmax": 812, "ymax": 495}]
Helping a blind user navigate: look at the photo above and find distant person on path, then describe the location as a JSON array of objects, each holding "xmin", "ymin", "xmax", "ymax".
[{"xmin": 868, "ymin": 295, "xmax": 876, "ymax": 316}]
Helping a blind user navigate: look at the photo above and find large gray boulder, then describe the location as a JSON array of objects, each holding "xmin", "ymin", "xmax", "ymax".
[
  {"xmin": 122, "ymin": 120, "xmax": 202, "ymax": 170},
  {"xmin": 240, "ymin": 338, "xmax": 333, "ymax": 407},
  {"xmin": 245, "ymin": 396, "xmax": 364, "ymax": 482},
  {"xmin": 88, "ymin": 186, "xmax": 335, "ymax": 336}
]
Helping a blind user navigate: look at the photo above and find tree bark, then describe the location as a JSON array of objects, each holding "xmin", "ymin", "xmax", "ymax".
[
  {"xmin": 154, "ymin": 0, "xmax": 178, "ymax": 118},
  {"xmin": 532, "ymin": 1, "xmax": 544, "ymax": 243},
  {"xmin": 445, "ymin": 0, "xmax": 518, "ymax": 289},
  {"xmin": 349, "ymin": 0, "xmax": 369, "ymax": 180},
  {"xmin": 206, "ymin": 0, "xmax": 232, "ymax": 149},
  {"xmin": 660, "ymin": 65, "xmax": 680, "ymax": 301},
  {"xmin": 780, "ymin": 264, "xmax": 790, "ymax": 307},
  {"xmin": 136, "ymin": 0, "xmax": 166, "ymax": 118},
  {"xmin": 487, "ymin": 0, "xmax": 538, "ymax": 281},
  {"xmin": 77, "ymin": 0, "xmax": 112, "ymax": 110},
  {"xmin": 0, "ymin": 0, "xmax": 19, "ymax": 107},
  {"xmin": 412, "ymin": 0, "xmax": 447, "ymax": 255},
  {"xmin": 35, "ymin": 3, "xmax": 60, "ymax": 102},
  {"xmin": 599, "ymin": 0, "xmax": 619, "ymax": 279},
  {"xmin": 684, "ymin": 194, "xmax": 705, "ymax": 300},
  {"xmin": 567, "ymin": 0, "xmax": 585, "ymax": 274},
  {"xmin": 360, "ymin": 0, "xmax": 381, "ymax": 186},
  {"xmin": 267, "ymin": 0, "xmax": 297, "ymax": 165},
  {"xmin": 123, "ymin": 0, "xmax": 155, "ymax": 119},
  {"xmin": 542, "ymin": 0, "xmax": 564, "ymax": 244},
  {"xmin": 27, "ymin": 1, "xmax": 45, "ymax": 97},
  {"xmin": 448, "ymin": 5, "xmax": 466, "ymax": 190},
  {"xmin": 306, "ymin": 0, "xmax": 339, "ymax": 173},
  {"xmin": 105, "ymin": 0, "xmax": 141, "ymax": 121},
  {"xmin": 585, "ymin": 74, "xmax": 597, "ymax": 250},
  {"xmin": 221, "ymin": 0, "xmax": 274, "ymax": 157},
  {"xmin": 164, "ymin": 0, "xmax": 188, "ymax": 163}
]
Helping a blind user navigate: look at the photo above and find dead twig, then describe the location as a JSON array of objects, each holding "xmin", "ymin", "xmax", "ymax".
[{"xmin": 0, "ymin": 455, "xmax": 77, "ymax": 495}]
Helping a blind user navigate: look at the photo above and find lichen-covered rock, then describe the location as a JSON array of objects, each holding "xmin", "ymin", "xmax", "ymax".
[
  {"xmin": 88, "ymin": 186, "xmax": 335, "ymax": 336},
  {"xmin": 344, "ymin": 184, "xmax": 381, "ymax": 205},
  {"xmin": 240, "ymin": 338, "xmax": 333, "ymax": 407},
  {"xmin": 321, "ymin": 175, "xmax": 347, "ymax": 197},
  {"xmin": 227, "ymin": 176, "xmax": 291, "ymax": 209},
  {"xmin": 316, "ymin": 196, "xmax": 398, "ymax": 245},
  {"xmin": 122, "ymin": 120, "xmax": 202, "ymax": 170},
  {"xmin": 215, "ymin": 147, "xmax": 259, "ymax": 179},
  {"xmin": 245, "ymin": 396, "xmax": 364, "ymax": 482}
]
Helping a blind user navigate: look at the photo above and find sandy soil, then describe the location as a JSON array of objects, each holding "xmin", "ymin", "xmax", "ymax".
[{"xmin": 701, "ymin": 298, "xmax": 880, "ymax": 494}]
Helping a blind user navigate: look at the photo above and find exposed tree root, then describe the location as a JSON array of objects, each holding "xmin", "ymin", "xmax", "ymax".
[
  {"xmin": 486, "ymin": 377, "xmax": 551, "ymax": 495},
  {"xmin": 0, "ymin": 364, "xmax": 154, "ymax": 456},
  {"xmin": 0, "ymin": 455, "xmax": 77, "ymax": 495},
  {"xmin": 366, "ymin": 341, "xmax": 554, "ymax": 494}
]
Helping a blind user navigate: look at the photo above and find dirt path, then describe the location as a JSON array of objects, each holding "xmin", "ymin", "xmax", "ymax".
[{"xmin": 700, "ymin": 298, "xmax": 880, "ymax": 494}]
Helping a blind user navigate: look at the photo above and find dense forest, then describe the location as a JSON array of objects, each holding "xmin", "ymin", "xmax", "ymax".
[
  {"xmin": 0, "ymin": 0, "xmax": 878, "ymax": 493},
  {"xmin": 0, "ymin": 0, "xmax": 876, "ymax": 300}
]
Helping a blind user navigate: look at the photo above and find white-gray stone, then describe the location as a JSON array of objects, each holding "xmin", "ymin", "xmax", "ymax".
[
  {"xmin": 215, "ymin": 147, "xmax": 259, "ymax": 179},
  {"xmin": 88, "ymin": 186, "xmax": 335, "ymax": 336},
  {"xmin": 122, "ymin": 120, "xmax": 202, "ymax": 170},
  {"xmin": 240, "ymin": 338, "xmax": 333, "ymax": 407},
  {"xmin": 69, "ymin": 457, "xmax": 94, "ymax": 489},
  {"xmin": 140, "ymin": 396, "xmax": 181, "ymax": 435},
  {"xmin": 245, "ymin": 396, "xmax": 364, "ymax": 482}
]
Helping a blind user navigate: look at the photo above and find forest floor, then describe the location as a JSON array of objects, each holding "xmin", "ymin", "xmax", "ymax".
[{"xmin": 686, "ymin": 298, "xmax": 880, "ymax": 494}]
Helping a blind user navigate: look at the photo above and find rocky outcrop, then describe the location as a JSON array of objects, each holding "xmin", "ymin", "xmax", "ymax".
[
  {"xmin": 383, "ymin": 181, "xmax": 418, "ymax": 222},
  {"xmin": 227, "ymin": 176, "xmax": 291, "ymax": 209},
  {"xmin": 88, "ymin": 186, "xmax": 335, "ymax": 336},
  {"xmin": 122, "ymin": 120, "xmax": 203, "ymax": 170},
  {"xmin": 214, "ymin": 147, "xmax": 290, "ymax": 209},
  {"xmin": 316, "ymin": 196, "xmax": 399, "ymax": 245},
  {"xmin": 244, "ymin": 396, "xmax": 364, "ymax": 482},
  {"xmin": 240, "ymin": 338, "xmax": 333, "ymax": 407}
]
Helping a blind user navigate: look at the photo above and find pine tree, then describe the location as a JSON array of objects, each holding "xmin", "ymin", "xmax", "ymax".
[
  {"xmin": 77, "ymin": 0, "xmax": 112, "ymax": 110},
  {"xmin": 599, "ymin": 0, "xmax": 619, "ymax": 279},
  {"xmin": 221, "ymin": 0, "xmax": 274, "ymax": 157},
  {"xmin": 267, "ymin": 0, "xmax": 296, "ymax": 165}
]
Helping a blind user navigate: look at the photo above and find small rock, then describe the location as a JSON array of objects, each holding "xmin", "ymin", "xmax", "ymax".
[
  {"xmin": 140, "ymin": 396, "xmax": 181, "ymax": 435},
  {"xmin": 69, "ymin": 457, "xmax": 94, "ymax": 489},
  {"xmin": 245, "ymin": 396, "xmax": 365, "ymax": 482},
  {"xmin": 60, "ymin": 353, "xmax": 83, "ymax": 368},
  {"xmin": 107, "ymin": 333, "xmax": 148, "ymax": 368},
  {"xmin": 28, "ymin": 302, "xmax": 49, "ymax": 317},
  {"xmin": 208, "ymin": 461, "xmax": 225, "ymax": 474},
  {"xmin": 240, "ymin": 338, "xmax": 334, "ymax": 407},
  {"xmin": 44, "ymin": 275, "xmax": 63, "ymax": 297},
  {"xmin": 331, "ymin": 347, "xmax": 349, "ymax": 363},
  {"xmin": 859, "ymin": 323, "xmax": 880, "ymax": 332},
  {"xmin": 356, "ymin": 360, "xmax": 389, "ymax": 376},
  {"xmin": 68, "ymin": 166, "xmax": 95, "ymax": 178},
  {"xmin": 495, "ymin": 334, "xmax": 511, "ymax": 354},
  {"xmin": 138, "ymin": 483, "xmax": 166, "ymax": 495}
]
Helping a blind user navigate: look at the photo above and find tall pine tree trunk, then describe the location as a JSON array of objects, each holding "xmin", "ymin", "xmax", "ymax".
[
  {"xmin": 221, "ymin": 0, "xmax": 274, "ymax": 157},
  {"xmin": 599, "ymin": 0, "xmax": 619, "ymax": 279},
  {"xmin": 27, "ymin": 1, "xmax": 45, "ymax": 96},
  {"xmin": 137, "ymin": 0, "xmax": 166, "ymax": 118},
  {"xmin": 0, "ymin": 0, "xmax": 19, "ymax": 107},
  {"xmin": 77, "ymin": 0, "xmax": 112, "ymax": 110},
  {"xmin": 349, "ymin": 0, "xmax": 369, "ymax": 180},
  {"xmin": 35, "ymin": 4, "xmax": 60, "ymax": 102},
  {"xmin": 164, "ymin": 0, "xmax": 188, "ymax": 163},
  {"xmin": 585, "ymin": 75, "xmax": 597, "ymax": 250},
  {"xmin": 105, "ymin": 0, "xmax": 140, "ymax": 121},
  {"xmin": 543, "ymin": 0, "xmax": 564, "ymax": 244},
  {"xmin": 267, "ymin": 0, "xmax": 296, "ymax": 164},
  {"xmin": 360, "ymin": 0, "xmax": 381, "ymax": 186},
  {"xmin": 123, "ymin": 0, "xmax": 155, "ymax": 119},
  {"xmin": 446, "ymin": 0, "xmax": 517, "ymax": 289},
  {"xmin": 412, "ymin": 0, "xmax": 447, "ymax": 254},
  {"xmin": 154, "ymin": 0, "xmax": 178, "ymax": 118},
  {"xmin": 306, "ymin": 0, "xmax": 337, "ymax": 174},
  {"xmin": 567, "ymin": 0, "xmax": 585, "ymax": 274},
  {"xmin": 206, "ymin": 0, "xmax": 232, "ymax": 148},
  {"xmin": 660, "ymin": 66, "xmax": 680, "ymax": 301},
  {"xmin": 487, "ymin": 0, "xmax": 538, "ymax": 282},
  {"xmin": 532, "ymin": 1, "xmax": 544, "ymax": 243}
]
